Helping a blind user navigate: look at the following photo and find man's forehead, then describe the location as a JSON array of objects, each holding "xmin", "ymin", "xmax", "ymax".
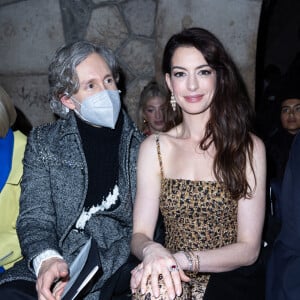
[{"xmin": 281, "ymin": 99, "xmax": 300, "ymax": 106}]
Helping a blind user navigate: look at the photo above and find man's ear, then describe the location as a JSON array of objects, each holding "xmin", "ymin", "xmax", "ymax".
[{"xmin": 60, "ymin": 94, "xmax": 76, "ymax": 110}]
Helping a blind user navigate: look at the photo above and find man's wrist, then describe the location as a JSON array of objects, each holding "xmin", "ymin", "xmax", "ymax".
[{"xmin": 33, "ymin": 250, "xmax": 63, "ymax": 276}]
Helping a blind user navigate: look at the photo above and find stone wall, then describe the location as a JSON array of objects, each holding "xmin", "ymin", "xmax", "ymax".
[{"xmin": 0, "ymin": 0, "xmax": 262, "ymax": 126}]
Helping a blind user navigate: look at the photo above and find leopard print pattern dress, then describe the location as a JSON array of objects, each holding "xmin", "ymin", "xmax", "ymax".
[{"xmin": 132, "ymin": 135, "xmax": 238, "ymax": 299}]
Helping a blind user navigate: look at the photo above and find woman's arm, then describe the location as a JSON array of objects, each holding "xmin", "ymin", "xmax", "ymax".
[
  {"xmin": 131, "ymin": 135, "xmax": 162, "ymax": 258},
  {"xmin": 174, "ymin": 134, "xmax": 267, "ymax": 272},
  {"xmin": 130, "ymin": 135, "xmax": 189, "ymax": 298}
]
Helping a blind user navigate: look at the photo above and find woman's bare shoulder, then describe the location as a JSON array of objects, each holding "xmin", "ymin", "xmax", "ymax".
[{"xmin": 250, "ymin": 132, "xmax": 266, "ymax": 154}]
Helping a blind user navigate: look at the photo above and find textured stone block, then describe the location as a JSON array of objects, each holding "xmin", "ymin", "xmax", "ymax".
[
  {"xmin": 0, "ymin": 0, "xmax": 64, "ymax": 73},
  {"xmin": 119, "ymin": 38, "xmax": 155, "ymax": 76},
  {"xmin": 86, "ymin": 5, "xmax": 128, "ymax": 51},
  {"xmin": 123, "ymin": 0, "xmax": 156, "ymax": 37},
  {"xmin": 0, "ymin": 75, "xmax": 56, "ymax": 126}
]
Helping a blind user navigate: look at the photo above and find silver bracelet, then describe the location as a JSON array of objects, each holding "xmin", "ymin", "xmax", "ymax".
[
  {"xmin": 196, "ymin": 253, "xmax": 201, "ymax": 272},
  {"xmin": 181, "ymin": 251, "xmax": 193, "ymax": 271}
]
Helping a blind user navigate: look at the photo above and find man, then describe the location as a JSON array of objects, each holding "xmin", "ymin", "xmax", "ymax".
[
  {"xmin": 0, "ymin": 41, "xmax": 143, "ymax": 299},
  {"xmin": 266, "ymin": 131, "xmax": 300, "ymax": 299},
  {"xmin": 265, "ymin": 80, "xmax": 300, "ymax": 183},
  {"xmin": 263, "ymin": 78, "xmax": 300, "ymax": 271}
]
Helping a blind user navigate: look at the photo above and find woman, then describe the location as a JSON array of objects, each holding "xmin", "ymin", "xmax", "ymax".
[
  {"xmin": 130, "ymin": 27, "xmax": 266, "ymax": 299},
  {"xmin": 137, "ymin": 80, "xmax": 170, "ymax": 136},
  {"xmin": 0, "ymin": 86, "xmax": 27, "ymax": 273}
]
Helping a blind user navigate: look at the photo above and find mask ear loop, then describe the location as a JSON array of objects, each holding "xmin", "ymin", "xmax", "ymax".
[
  {"xmin": 64, "ymin": 92, "xmax": 82, "ymax": 117},
  {"xmin": 65, "ymin": 93, "xmax": 80, "ymax": 106}
]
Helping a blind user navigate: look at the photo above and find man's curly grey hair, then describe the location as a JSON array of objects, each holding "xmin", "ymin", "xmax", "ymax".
[{"xmin": 48, "ymin": 40, "xmax": 120, "ymax": 118}]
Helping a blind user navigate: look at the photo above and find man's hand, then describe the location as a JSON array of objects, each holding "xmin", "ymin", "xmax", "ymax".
[{"xmin": 36, "ymin": 257, "xmax": 69, "ymax": 300}]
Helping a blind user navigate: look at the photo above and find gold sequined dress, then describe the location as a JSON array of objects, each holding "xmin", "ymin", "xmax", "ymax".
[{"xmin": 133, "ymin": 135, "xmax": 238, "ymax": 299}]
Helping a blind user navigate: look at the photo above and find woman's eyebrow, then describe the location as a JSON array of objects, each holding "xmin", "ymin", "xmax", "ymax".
[{"xmin": 171, "ymin": 64, "xmax": 210, "ymax": 70}]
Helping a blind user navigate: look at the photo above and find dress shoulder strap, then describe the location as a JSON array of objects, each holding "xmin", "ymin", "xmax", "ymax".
[{"xmin": 155, "ymin": 134, "xmax": 164, "ymax": 179}]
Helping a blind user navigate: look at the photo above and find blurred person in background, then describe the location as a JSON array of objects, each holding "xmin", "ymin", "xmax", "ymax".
[
  {"xmin": 266, "ymin": 131, "xmax": 300, "ymax": 300},
  {"xmin": 137, "ymin": 80, "xmax": 173, "ymax": 136},
  {"xmin": 265, "ymin": 78, "xmax": 300, "ymax": 184},
  {"xmin": 0, "ymin": 85, "xmax": 27, "ymax": 273}
]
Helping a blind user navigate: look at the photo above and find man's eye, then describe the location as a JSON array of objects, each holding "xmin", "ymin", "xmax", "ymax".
[
  {"xmin": 104, "ymin": 77, "xmax": 114, "ymax": 84},
  {"xmin": 281, "ymin": 108, "xmax": 289, "ymax": 114},
  {"xmin": 87, "ymin": 83, "xmax": 94, "ymax": 89}
]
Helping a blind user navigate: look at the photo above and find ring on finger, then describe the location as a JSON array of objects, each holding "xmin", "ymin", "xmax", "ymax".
[{"xmin": 168, "ymin": 264, "xmax": 179, "ymax": 272}]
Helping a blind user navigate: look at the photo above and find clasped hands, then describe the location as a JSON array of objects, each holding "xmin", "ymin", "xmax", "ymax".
[
  {"xmin": 130, "ymin": 243, "xmax": 190, "ymax": 299},
  {"xmin": 36, "ymin": 257, "xmax": 69, "ymax": 300}
]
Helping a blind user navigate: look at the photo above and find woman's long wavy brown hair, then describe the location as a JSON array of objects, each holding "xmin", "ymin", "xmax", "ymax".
[{"xmin": 162, "ymin": 27, "xmax": 255, "ymax": 200}]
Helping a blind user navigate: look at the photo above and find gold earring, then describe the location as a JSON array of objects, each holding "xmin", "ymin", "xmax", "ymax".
[{"xmin": 170, "ymin": 93, "xmax": 176, "ymax": 111}]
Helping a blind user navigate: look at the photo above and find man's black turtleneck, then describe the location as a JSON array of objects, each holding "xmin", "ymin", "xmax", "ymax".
[{"xmin": 76, "ymin": 113, "xmax": 123, "ymax": 209}]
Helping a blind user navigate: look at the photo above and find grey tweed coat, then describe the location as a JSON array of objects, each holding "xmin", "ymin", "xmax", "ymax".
[{"xmin": 0, "ymin": 111, "xmax": 144, "ymax": 299}]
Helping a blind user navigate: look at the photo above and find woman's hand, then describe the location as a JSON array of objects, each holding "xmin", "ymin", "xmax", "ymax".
[{"xmin": 131, "ymin": 243, "xmax": 190, "ymax": 299}]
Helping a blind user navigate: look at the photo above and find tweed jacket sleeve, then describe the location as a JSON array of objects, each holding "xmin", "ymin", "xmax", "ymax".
[{"xmin": 17, "ymin": 116, "xmax": 88, "ymax": 274}]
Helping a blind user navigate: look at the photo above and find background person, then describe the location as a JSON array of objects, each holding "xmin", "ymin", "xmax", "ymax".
[
  {"xmin": 11, "ymin": 106, "xmax": 32, "ymax": 137},
  {"xmin": 265, "ymin": 78, "xmax": 300, "ymax": 184},
  {"xmin": 266, "ymin": 132, "xmax": 300, "ymax": 300},
  {"xmin": 0, "ymin": 85, "xmax": 27, "ymax": 273},
  {"xmin": 264, "ymin": 77, "xmax": 300, "ymax": 222},
  {"xmin": 130, "ymin": 27, "xmax": 266, "ymax": 300},
  {"xmin": 136, "ymin": 80, "xmax": 169, "ymax": 136},
  {"xmin": 0, "ymin": 41, "xmax": 143, "ymax": 300},
  {"xmin": 262, "ymin": 75, "xmax": 300, "ymax": 282}
]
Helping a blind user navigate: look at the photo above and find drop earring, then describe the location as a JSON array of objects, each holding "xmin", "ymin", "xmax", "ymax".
[{"xmin": 170, "ymin": 93, "xmax": 176, "ymax": 112}]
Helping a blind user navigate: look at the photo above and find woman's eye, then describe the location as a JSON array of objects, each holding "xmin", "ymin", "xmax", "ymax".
[
  {"xmin": 199, "ymin": 69, "xmax": 213, "ymax": 76},
  {"xmin": 173, "ymin": 71, "xmax": 185, "ymax": 77}
]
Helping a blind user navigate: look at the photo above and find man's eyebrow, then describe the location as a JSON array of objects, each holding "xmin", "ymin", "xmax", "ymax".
[
  {"xmin": 79, "ymin": 80, "xmax": 89, "ymax": 85},
  {"xmin": 282, "ymin": 103, "xmax": 300, "ymax": 108},
  {"xmin": 104, "ymin": 74, "xmax": 114, "ymax": 80},
  {"xmin": 79, "ymin": 74, "xmax": 113, "ymax": 86}
]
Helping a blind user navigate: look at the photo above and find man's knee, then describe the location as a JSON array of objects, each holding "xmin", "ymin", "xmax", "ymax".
[{"xmin": 0, "ymin": 280, "xmax": 37, "ymax": 299}]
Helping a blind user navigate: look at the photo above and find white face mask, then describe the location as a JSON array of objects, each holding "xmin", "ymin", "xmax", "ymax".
[{"xmin": 71, "ymin": 90, "xmax": 121, "ymax": 129}]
